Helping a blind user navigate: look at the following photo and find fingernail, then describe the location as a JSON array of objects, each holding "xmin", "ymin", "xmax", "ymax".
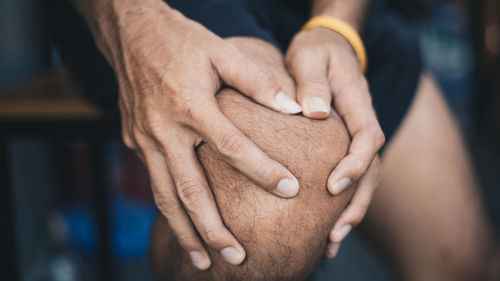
[
  {"xmin": 333, "ymin": 224, "xmax": 352, "ymax": 242},
  {"xmin": 303, "ymin": 96, "xmax": 329, "ymax": 115},
  {"xmin": 276, "ymin": 178, "xmax": 299, "ymax": 197},
  {"xmin": 221, "ymin": 247, "xmax": 244, "ymax": 265},
  {"xmin": 190, "ymin": 251, "xmax": 210, "ymax": 270},
  {"xmin": 330, "ymin": 177, "xmax": 352, "ymax": 195},
  {"xmin": 273, "ymin": 91, "xmax": 302, "ymax": 114},
  {"xmin": 326, "ymin": 243, "xmax": 341, "ymax": 259}
]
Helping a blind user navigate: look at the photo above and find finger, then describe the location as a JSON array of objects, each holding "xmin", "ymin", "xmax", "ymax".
[
  {"xmin": 330, "ymin": 77, "xmax": 377, "ymax": 135},
  {"xmin": 118, "ymin": 98, "xmax": 136, "ymax": 150},
  {"xmin": 287, "ymin": 49, "xmax": 331, "ymax": 119},
  {"xmin": 163, "ymin": 139, "xmax": 246, "ymax": 265},
  {"xmin": 212, "ymin": 44, "xmax": 302, "ymax": 114},
  {"xmin": 329, "ymin": 157, "xmax": 380, "ymax": 244},
  {"xmin": 143, "ymin": 148, "xmax": 212, "ymax": 270},
  {"xmin": 325, "ymin": 242, "xmax": 341, "ymax": 259},
  {"xmin": 327, "ymin": 118, "xmax": 384, "ymax": 195},
  {"xmin": 327, "ymin": 127, "xmax": 375, "ymax": 195},
  {"xmin": 327, "ymin": 83, "xmax": 384, "ymax": 195},
  {"xmin": 268, "ymin": 64, "xmax": 297, "ymax": 102},
  {"xmin": 191, "ymin": 102, "xmax": 300, "ymax": 198},
  {"xmin": 326, "ymin": 53, "xmax": 385, "ymax": 194}
]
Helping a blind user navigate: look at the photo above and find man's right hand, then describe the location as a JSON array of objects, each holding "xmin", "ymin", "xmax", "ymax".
[{"xmin": 74, "ymin": 0, "xmax": 302, "ymax": 270}]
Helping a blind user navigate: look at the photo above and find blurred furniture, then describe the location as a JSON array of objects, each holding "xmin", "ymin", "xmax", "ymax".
[{"xmin": 0, "ymin": 69, "xmax": 115, "ymax": 281}]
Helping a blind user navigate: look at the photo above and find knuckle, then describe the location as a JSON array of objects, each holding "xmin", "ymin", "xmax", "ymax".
[
  {"xmin": 294, "ymin": 48, "xmax": 313, "ymax": 61},
  {"xmin": 350, "ymin": 158, "xmax": 366, "ymax": 175},
  {"xmin": 162, "ymin": 85, "xmax": 200, "ymax": 119},
  {"xmin": 356, "ymin": 87, "xmax": 371, "ymax": 104},
  {"xmin": 301, "ymin": 79, "xmax": 329, "ymax": 94},
  {"xmin": 258, "ymin": 69, "xmax": 276, "ymax": 87},
  {"xmin": 121, "ymin": 129, "xmax": 135, "ymax": 149},
  {"xmin": 217, "ymin": 131, "xmax": 245, "ymax": 158},
  {"xmin": 143, "ymin": 109, "xmax": 163, "ymax": 125},
  {"xmin": 364, "ymin": 124, "xmax": 385, "ymax": 149},
  {"xmin": 204, "ymin": 227, "xmax": 225, "ymax": 245},
  {"xmin": 161, "ymin": 75, "xmax": 184, "ymax": 98},
  {"xmin": 132, "ymin": 129, "xmax": 152, "ymax": 149},
  {"xmin": 175, "ymin": 233, "xmax": 197, "ymax": 249},
  {"xmin": 222, "ymin": 43, "xmax": 242, "ymax": 58},
  {"xmin": 248, "ymin": 68, "xmax": 278, "ymax": 97},
  {"xmin": 258, "ymin": 165, "xmax": 279, "ymax": 186},
  {"xmin": 154, "ymin": 192, "xmax": 177, "ymax": 217},
  {"xmin": 352, "ymin": 204, "xmax": 369, "ymax": 224},
  {"xmin": 374, "ymin": 127, "xmax": 386, "ymax": 148},
  {"xmin": 143, "ymin": 113, "xmax": 166, "ymax": 137},
  {"xmin": 172, "ymin": 93, "xmax": 196, "ymax": 116},
  {"xmin": 288, "ymin": 49, "xmax": 311, "ymax": 69},
  {"xmin": 177, "ymin": 179, "xmax": 206, "ymax": 210},
  {"xmin": 338, "ymin": 76, "xmax": 370, "ymax": 100}
]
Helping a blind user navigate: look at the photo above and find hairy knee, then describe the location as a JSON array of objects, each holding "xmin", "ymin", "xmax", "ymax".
[{"xmin": 152, "ymin": 89, "xmax": 353, "ymax": 281}]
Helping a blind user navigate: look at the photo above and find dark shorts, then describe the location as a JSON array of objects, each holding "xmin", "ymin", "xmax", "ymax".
[{"xmin": 49, "ymin": 0, "xmax": 421, "ymax": 144}]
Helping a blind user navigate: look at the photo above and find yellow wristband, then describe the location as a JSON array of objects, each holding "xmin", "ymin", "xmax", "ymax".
[{"xmin": 301, "ymin": 16, "xmax": 367, "ymax": 72}]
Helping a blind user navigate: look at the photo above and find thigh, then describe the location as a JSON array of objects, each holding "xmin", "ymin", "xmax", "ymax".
[{"xmin": 363, "ymin": 74, "xmax": 498, "ymax": 281}]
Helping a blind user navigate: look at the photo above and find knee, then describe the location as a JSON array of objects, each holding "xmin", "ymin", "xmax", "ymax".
[
  {"xmin": 151, "ymin": 89, "xmax": 354, "ymax": 281},
  {"xmin": 200, "ymin": 90, "xmax": 354, "ymax": 280}
]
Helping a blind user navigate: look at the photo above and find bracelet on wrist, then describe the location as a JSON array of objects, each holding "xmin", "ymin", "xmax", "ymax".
[{"xmin": 301, "ymin": 16, "xmax": 367, "ymax": 72}]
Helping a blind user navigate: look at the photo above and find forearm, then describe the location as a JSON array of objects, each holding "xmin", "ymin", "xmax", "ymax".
[{"xmin": 311, "ymin": 0, "xmax": 370, "ymax": 32}]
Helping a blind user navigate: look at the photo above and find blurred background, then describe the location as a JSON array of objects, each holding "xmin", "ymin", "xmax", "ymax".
[{"xmin": 0, "ymin": 0, "xmax": 499, "ymax": 280}]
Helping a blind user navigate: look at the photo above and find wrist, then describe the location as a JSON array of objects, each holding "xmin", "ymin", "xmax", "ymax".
[{"xmin": 301, "ymin": 16, "xmax": 367, "ymax": 72}]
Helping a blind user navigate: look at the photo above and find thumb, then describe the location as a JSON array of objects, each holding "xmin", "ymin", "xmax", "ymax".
[
  {"xmin": 212, "ymin": 45, "xmax": 302, "ymax": 114},
  {"xmin": 287, "ymin": 50, "xmax": 331, "ymax": 119}
]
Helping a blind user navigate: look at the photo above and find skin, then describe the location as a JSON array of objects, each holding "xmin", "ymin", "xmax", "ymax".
[
  {"xmin": 148, "ymin": 35, "xmax": 500, "ymax": 281},
  {"xmin": 71, "ymin": 0, "xmax": 382, "ymax": 268},
  {"xmin": 150, "ymin": 37, "xmax": 357, "ymax": 281},
  {"xmin": 364, "ymin": 74, "xmax": 500, "ymax": 281},
  {"xmin": 69, "ymin": 0, "xmax": 500, "ymax": 279},
  {"xmin": 72, "ymin": 0, "xmax": 304, "ymax": 269},
  {"xmin": 285, "ymin": 0, "xmax": 385, "ymax": 256}
]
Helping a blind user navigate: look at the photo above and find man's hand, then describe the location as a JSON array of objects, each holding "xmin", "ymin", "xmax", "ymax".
[
  {"xmin": 226, "ymin": 37, "xmax": 298, "ymax": 100},
  {"xmin": 286, "ymin": 27, "xmax": 385, "ymax": 258},
  {"xmin": 74, "ymin": 0, "xmax": 303, "ymax": 270}
]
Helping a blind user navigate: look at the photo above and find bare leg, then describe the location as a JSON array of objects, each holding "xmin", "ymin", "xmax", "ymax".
[{"xmin": 364, "ymin": 74, "xmax": 500, "ymax": 281}]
